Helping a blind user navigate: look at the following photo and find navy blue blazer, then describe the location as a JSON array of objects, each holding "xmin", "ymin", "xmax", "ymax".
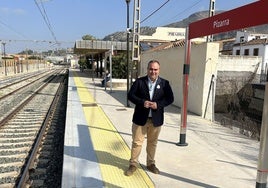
[{"xmin": 128, "ymin": 76, "xmax": 174, "ymax": 126}]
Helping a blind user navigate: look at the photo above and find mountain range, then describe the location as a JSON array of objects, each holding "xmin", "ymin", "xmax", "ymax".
[{"xmin": 103, "ymin": 10, "xmax": 268, "ymax": 42}]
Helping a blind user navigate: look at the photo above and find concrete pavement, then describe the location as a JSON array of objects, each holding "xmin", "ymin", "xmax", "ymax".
[{"xmin": 70, "ymin": 68, "xmax": 262, "ymax": 187}]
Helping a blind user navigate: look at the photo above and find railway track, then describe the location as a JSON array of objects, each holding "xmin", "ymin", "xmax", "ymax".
[
  {"xmin": 0, "ymin": 69, "xmax": 59, "ymax": 122},
  {"xmin": 0, "ymin": 68, "xmax": 68, "ymax": 187},
  {"xmin": 0, "ymin": 69, "xmax": 50, "ymax": 91}
]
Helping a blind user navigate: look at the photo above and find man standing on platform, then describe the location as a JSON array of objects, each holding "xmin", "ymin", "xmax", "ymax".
[{"xmin": 125, "ymin": 59, "xmax": 174, "ymax": 176}]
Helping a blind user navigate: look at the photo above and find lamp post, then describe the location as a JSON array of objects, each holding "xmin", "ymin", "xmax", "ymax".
[{"xmin": 125, "ymin": 0, "xmax": 131, "ymax": 107}]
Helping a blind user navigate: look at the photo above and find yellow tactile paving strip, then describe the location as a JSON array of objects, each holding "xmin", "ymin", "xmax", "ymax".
[{"xmin": 73, "ymin": 73, "xmax": 154, "ymax": 188}]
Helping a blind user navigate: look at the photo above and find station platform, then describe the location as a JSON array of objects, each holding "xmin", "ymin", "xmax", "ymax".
[{"xmin": 62, "ymin": 69, "xmax": 261, "ymax": 188}]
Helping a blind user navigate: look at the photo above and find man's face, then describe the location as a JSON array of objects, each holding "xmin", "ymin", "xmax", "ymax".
[{"xmin": 147, "ymin": 62, "xmax": 160, "ymax": 82}]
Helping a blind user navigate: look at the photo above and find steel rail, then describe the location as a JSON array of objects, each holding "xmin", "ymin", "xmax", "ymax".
[{"xmin": 16, "ymin": 70, "xmax": 67, "ymax": 188}]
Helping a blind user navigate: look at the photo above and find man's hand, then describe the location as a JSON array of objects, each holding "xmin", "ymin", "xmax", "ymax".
[
  {"xmin": 144, "ymin": 101, "xmax": 157, "ymax": 109},
  {"xmin": 150, "ymin": 102, "xmax": 157, "ymax": 109}
]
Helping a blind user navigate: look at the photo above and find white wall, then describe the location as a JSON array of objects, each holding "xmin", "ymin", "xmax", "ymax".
[
  {"xmin": 140, "ymin": 40, "xmax": 263, "ymax": 121},
  {"xmin": 140, "ymin": 44, "xmax": 184, "ymax": 108},
  {"xmin": 217, "ymin": 55, "xmax": 262, "ymax": 73},
  {"xmin": 0, "ymin": 59, "xmax": 48, "ymax": 77},
  {"xmin": 141, "ymin": 42, "xmax": 219, "ymax": 120},
  {"xmin": 216, "ymin": 55, "xmax": 262, "ymax": 98}
]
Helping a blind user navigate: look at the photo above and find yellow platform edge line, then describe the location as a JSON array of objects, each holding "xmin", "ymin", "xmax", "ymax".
[{"xmin": 72, "ymin": 72, "xmax": 155, "ymax": 188}]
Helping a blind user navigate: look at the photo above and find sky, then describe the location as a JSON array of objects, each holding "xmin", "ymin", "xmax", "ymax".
[{"xmin": 0, "ymin": 0, "xmax": 257, "ymax": 54}]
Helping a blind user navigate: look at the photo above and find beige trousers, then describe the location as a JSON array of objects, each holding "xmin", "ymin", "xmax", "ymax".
[{"xmin": 129, "ymin": 119, "xmax": 161, "ymax": 167}]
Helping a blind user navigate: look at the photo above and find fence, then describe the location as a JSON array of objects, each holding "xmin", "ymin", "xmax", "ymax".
[{"xmin": 0, "ymin": 59, "xmax": 49, "ymax": 77}]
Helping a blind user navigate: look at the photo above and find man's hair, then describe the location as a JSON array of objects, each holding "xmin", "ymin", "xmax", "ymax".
[{"xmin": 147, "ymin": 60, "xmax": 160, "ymax": 68}]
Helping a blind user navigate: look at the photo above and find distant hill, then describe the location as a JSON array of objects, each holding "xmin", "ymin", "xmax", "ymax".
[
  {"xmin": 103, "ymin": 26, "xmax": 157, "ymax": 42},
  {"xmin": 163, "ymin": 10, "xmax": 224, "ymax": 28},
  {"xmin": 103, "ymin": 10, "xmax": 268, "ymax": 42}
]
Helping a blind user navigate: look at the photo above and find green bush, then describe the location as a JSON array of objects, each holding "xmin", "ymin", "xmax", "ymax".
[{"xmin": 111, "ymin": 53, "xmax": 127, "ymax": 79}]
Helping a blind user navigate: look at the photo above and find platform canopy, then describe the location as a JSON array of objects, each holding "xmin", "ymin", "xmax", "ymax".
[{"xmin": 74, "ymin": 40, "xmax": 130, "ymax": 55}]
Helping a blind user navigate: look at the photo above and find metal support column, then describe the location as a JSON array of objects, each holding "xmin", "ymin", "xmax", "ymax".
[
  {"xmin": 177, "ymin": 27, "xmax": 190, "ymax": 147},
  {"xmin": 132, "ymin": 0, "xmax": 141, "ymax": 80},
  {"xmin": 256, "ymin": 82, "xmax": 268, "ymax": 188},
  {"xmin": 126, "ymin": 0, "xmax": 131, "ymax": 107},
  {"xmin": 2, "ymin": 42, "xmax": 7, "ymax": 76},
  {"xmin": 207, "ymin": 0, "xmax": 216, "ymax": 42}
]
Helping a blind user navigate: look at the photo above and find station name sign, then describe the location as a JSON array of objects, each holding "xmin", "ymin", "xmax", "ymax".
[
  {"xmin": 213, "ymin": 19, "xmax": 229, "ymax": 29},
  {"xmin": 168, "ymin": 32, "xmax": 185, "ymax": 37},
  {"xmin": 189, "ymin": 0, "xmax": 268, "ymax": 39}
]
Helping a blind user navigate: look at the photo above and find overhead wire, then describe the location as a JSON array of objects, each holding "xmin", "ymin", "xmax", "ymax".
[
  {"xmin": 107, "ymin": 6, "xmax": 169, "ymax": 41},
  {"xmin": 0, "ymin": 19, "xmax": 29, "ymax": 40},
  {"xmin": 0, "ymin": 1, "xmax": 77, "ymax": 53},
  {"xmin": 169, "ymin": 0, "xmax": 204, "ymax": 22},
  {"xmin": 0, "ymin": 18, "xmax": 48, "ymax": 53},
  {"xmin": 140, "ymin": 0, "xmax": 205, "ymax": 26},
  {"xmin": 141, "ymin": 0, "xmax": 170, "ymax": 24},
  {"xmin": 112, "ymin": 0, "xmax": 204, "ymax": 40},
  {"xmin": 34, "ymin": 0, "xmax": 59, "ymax": 45}
]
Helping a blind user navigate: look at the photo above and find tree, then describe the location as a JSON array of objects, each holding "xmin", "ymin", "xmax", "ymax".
[
  {"xmin": 18, "ymin": 49, "xmax": 34, "ymax": 55},
  {"xmin": 111, "ymin": 53, "xmax": 127, "ymax": 79},
  {"xmin": 78, "ymin": 57, "xmax": 86, "ymax": 68},
  {"xmin": 82, "ymin": 34, "xmax": 97, "ymax": 40}
]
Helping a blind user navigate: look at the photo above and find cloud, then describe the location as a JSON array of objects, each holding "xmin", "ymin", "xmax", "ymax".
[
  {"xmin": 13, "ymin": 8, "xmax": 26, "ymax": 15},
  {"xmin": 0, "ymin": 7, "xmax": 26, "ymax": 15},
  {"xmin": 0, "ymin": 7, "xmax": 10, "ymax": 14}
]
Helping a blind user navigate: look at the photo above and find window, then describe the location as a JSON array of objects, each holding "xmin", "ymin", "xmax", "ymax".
[
  {"xmin": 236, "ymin": 49, "xmax": 240, "ymax": 55},
  {"xmin": 244, "ymin": 49, "xmax": 249, "ymax": 55},
  {"xmin": 253, "ymin": 48, "xmax": 259, "ymax": 56}
]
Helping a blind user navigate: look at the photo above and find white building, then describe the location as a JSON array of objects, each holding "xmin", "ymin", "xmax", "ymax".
[
  {"xmin": 234, "ymin": 31, "xmax": 268, "ymax": 44},
  {"xmin": 140, "ymin": 27, "xmax": 206, "ymax": 42},
  {"xmin": 139, "ymin": 27, "xmax": 206, "ymax": 51},
  {"xmin": 232, "ymin": 31, "xmax": 268, "ymax": 82}
]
